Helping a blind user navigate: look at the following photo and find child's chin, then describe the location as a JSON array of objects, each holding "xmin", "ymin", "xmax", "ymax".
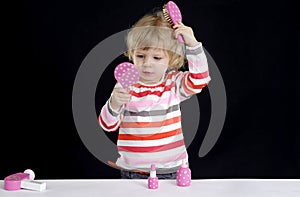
[{"xmin": 140, "ymin": 78, "xmax": 158, "ymax": 84}]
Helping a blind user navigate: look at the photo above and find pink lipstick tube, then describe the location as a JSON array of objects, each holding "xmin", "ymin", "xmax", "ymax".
[{"xmin": 148, "ymin": 164, "xmax": 158, "ymax": 189}]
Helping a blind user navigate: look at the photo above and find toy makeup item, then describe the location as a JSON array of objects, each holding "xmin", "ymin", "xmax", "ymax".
[
  {"xmin": 148, "ymin": 164, "xmax": 158, "ymax": 189},
  {"xmin": 4, "ymin": 169, "xmax": 46, "ymax": 191},
  {"xmin": 176, "ymin": 159, "xmax": 191, "ymax": 187},
  {"xmin": 163, "ymin": 1, "xmax": 185, "ymax": 43},
  {"xmin": 114, "ymin": 62, "xmax": 139, "ymax": 91}
]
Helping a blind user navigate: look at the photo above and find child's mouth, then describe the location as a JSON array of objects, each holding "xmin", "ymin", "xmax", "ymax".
[{"xmin": 143, "ymin": 71, "xmax": 154, "ymax": 76}]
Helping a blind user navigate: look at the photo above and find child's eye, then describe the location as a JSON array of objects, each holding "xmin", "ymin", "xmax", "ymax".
[
  {"xmin": 154, "ymin": 57, "xmax": 162, "ymax": 60},
  {"xmin": 136, "ymin": 55, "xmax": 144, "ymax": 58}
]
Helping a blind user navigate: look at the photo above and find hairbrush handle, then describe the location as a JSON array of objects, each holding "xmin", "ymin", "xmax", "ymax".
[{"xmin": 177, "ymin": 34, "xmax": 184, "ymax": 44}]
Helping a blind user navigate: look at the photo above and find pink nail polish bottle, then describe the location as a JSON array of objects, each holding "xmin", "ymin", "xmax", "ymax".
[
  {"xmin": 148, "ymin": 164, "xmax": 158, "ymax": 189},
  {"xmin": 176, "ymin": 159, "xmax": 191, "ymax": 187}
]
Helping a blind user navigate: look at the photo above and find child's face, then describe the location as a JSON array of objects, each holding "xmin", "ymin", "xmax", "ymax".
[{"xmin": 133, "ymin": 48, "xmax": 170, "ymax": 84}]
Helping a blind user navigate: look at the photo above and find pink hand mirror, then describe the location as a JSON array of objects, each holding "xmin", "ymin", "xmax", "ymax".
[{"xmin": 114, "ymin": 62, "xmax": 139, "ymax": 91}]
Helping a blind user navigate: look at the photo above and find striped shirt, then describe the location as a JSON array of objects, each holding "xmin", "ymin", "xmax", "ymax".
[{"xmin": 99, "ymin": 43, "xmax": 211, "ymax": 172}]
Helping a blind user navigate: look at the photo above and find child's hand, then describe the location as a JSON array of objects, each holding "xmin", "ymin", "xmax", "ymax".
[
  {"xmin": 110, "ymin": 87, "xmax": 132, "ymax": 111},
  {"xmin": 173, "ymin": 22, "xmax": 200, "ymax": 47}
]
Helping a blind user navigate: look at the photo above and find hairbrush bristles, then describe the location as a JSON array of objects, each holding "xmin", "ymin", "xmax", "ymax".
[{"xmin": 163, "ymin": 5, "xmax": 174, "ymax": 26}]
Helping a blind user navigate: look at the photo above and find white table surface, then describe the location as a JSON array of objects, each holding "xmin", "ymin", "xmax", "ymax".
[{"xmin": 0, "ymin": 179, "xmax": 299, "ymax": 197}]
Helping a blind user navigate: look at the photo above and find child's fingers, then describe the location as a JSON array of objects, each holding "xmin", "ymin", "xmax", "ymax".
[
  {"xmin": 114, "ymin": 87, "xmax": 128, "ymax": 94},
  {"xmin": 112, "ymin": 89, "xmax": 132, "ymax": 103},
  {"xmin": 173, "ymin": 21, "xmax": 185, "ymax": 29},
  {"xmin": 113, "ymin": 91, "xmax": 131, "ymax": 100},
  {"xmin": 173, "ymin": 28, "xmax": 186, "ymax": 39}
]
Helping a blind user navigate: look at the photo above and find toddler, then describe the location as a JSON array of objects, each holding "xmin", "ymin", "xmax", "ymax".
[{"xmin": 99, "ymin": 11, "xmax": 211, "ymax": 179}]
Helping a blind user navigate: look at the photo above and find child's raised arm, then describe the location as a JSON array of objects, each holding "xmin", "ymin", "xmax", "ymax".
[{"xmin": 173, "ymin": 23, "xmax": 211, "ymax": 100}]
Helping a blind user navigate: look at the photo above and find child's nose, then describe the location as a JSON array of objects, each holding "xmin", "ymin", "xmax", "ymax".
[{"xmin": 143, "ymin": 57, "xmax": 153, "ymax": 65}]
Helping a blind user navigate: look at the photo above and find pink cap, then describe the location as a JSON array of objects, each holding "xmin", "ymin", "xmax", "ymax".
[
  {"xmin": 181, "ymin": 159, "xmax": 188, "ymax": 168},
  {"xmin": 150, "ymin": 164, "xmax": 156, "ymax": 171}
]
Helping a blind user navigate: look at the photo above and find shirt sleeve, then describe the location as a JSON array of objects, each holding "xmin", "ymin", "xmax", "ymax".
[
  {"xmin": 176, "ymin": 42, "xmax": 211, "ymax": 101},
  {"xmin": 98, "ymin": 84, "xmax": 123, "ymax": 132}
]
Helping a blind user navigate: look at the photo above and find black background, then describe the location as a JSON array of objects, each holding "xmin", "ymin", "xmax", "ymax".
[{"xmin": 1, "ymin": 0, "xmax": 299, "ymax": 179}]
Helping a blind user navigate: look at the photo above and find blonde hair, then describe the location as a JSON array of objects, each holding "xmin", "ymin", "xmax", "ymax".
[{"xmin": 125, "ymin": 11, "xmax": 185, "ymax": 69}]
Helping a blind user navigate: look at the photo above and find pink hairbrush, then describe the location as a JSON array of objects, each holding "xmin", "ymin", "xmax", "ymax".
[
  {"xmin": 163, "ymin": 1, "xmax": 185, "ymax": 43},
  {"xmin": 114, "ymin": 62, "xmax": 139, "ymax": 91}
]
